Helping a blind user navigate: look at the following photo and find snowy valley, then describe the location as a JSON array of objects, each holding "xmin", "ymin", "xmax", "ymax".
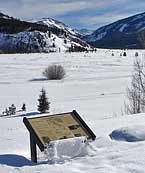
[{"xmin": 1, "ymin": 49, "xmax": 145, "ymax": 172}]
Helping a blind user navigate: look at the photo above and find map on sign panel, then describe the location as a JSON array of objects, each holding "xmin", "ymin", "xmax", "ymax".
[{"xmin": 27, "ymin": 113, "xmax": 89, "ymax": 145}]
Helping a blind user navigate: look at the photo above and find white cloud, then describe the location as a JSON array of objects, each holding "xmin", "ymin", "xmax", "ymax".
[
  {"xmin": 0, "ymin": 0, "xmax": 124, "ymax": 19},
  {"xmin": 15, "ymin": 1, "xmax": 105, "ymax": 19},
  {"xmin": 0, "ymin": 0, "xmax": 145, "ymax": 29}
]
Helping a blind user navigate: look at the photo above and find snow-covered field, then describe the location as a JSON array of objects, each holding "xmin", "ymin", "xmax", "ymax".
[{"xmin": 1, "ymin": 49, "xmax": 145, "ymax": 172}]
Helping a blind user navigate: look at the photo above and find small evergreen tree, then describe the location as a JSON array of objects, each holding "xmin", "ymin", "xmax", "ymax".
[
  {"xmin": 38, "ymin": 88, "xmax": 50, "ymax": 113},
  {"xmin": 123, "ymin": 52, "xmax": 127, "ymax": 56},
  {"xmin": 52, "ymin": 43, "xmax": 55, "ymax": 48},
  {"xmin": 48, "ymin": 31, "xmax": 51, "ymax": 38},
  {"xmin": 22, "ymin": 103, "xmax": 26, "ymax": 111},
  {"xmin": 135, "ymin": 52, "xmax": 139, "ymax": 57}
]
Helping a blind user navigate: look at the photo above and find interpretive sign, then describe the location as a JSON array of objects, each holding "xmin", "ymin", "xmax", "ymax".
[{"xmin": 23, "ymin": 110, "xmax": 96, "ymax": 163}]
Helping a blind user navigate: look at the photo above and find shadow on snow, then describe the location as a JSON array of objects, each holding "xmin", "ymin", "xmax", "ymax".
[{"xmin": 0, "ymin": 154, "xmax": 33, "ymax": 167}]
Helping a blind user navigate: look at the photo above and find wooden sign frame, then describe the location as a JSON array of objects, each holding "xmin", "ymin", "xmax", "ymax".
[{"xmin": 23, "ymin": 110, "xmax": 96, "ymax": 163}]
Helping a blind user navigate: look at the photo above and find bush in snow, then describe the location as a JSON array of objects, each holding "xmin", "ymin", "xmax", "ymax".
[
  {"xmin": 37, "ymin": 88, "xmax": 50, "ymax": 113},
  {"xmin": 43, "ymin": 64, "xmax": 65, "ymax": 80}
]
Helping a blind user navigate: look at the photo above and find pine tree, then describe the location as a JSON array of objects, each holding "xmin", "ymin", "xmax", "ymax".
[
  {"xmin": 22, "ymin": 103, "xmax": 26, "ymax": 111},
  {"xmin": 123, "ymin": 52, "xmax": 127, "ymax": 56},
  {"xmin": 48, "ymin": 31, "xmax": 51, "ymax": 38},
  {"xmin": 37, "ymin": 88, "xmax": 50, "ymax": 113}
]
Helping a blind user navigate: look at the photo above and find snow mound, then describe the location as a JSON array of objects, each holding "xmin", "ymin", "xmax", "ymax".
[
  {"xmin": 110, "ymin": 125, "xmax": 145, "ymax": 142},
  {"xmin": 46, "ymin": 137, "xmax": 89, "ymax": 163}
]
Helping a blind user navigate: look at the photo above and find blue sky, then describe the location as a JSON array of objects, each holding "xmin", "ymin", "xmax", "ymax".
[{"xmin": 1, "ymin": 0, "xmax": 145, "ymax": 29}]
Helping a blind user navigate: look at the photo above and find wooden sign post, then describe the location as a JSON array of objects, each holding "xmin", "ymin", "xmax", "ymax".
[
  {"xmin": 23, "ymin": 110, "xmax": 96, "ymax": 163},
  {"xmin": 30, "ymin": 133, "xmax": 37, "ymax": 163}
]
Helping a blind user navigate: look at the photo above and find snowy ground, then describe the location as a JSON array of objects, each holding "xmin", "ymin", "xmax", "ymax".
[{"xmin": 1, "ymin": 49, "xmax": 145, "ymax": 172}]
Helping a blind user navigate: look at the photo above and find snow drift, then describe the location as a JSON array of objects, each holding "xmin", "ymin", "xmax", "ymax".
[
  {"xmin": 46, "ymin": 137, "xmax": 88, "ymax": 163},
  {"xmin": 110, "ymin": 125, "xmax": 145, "ymax": 142}
]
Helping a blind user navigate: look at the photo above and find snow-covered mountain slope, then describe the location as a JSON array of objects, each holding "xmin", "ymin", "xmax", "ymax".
[
  {"xmin": 36, "ymin": 18, "xmax": 91, "ymax": 51},
  {"xmin": 0, "ymin": 31, "xmax": 72, "ymax": 53},
  {"xmin": 0, "ymin": 13, "xmax": 91, "ymax": 53},
  {"xmin": 84, "ymin": 12, "xmax": 145, "ymax": 49},
  {"xmin": 37, "ymin": 18, "xmax": 79, "ymax": 36},
  {"xmin": 1, "ymin": 50, "xmax": 145, "ymax": 172}
]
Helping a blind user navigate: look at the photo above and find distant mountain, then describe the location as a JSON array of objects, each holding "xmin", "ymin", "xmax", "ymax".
[
  {"xmin": 77, "ymin": 29, "xmax": 94, "ymax": 36},
  {"xmin": 84, "ymin": 12, "xmax": 145, "ymax": 49},
  {"xmin": 0, "ymin": 13, "xmax": 91, "ymax": 53},
  {"xmin": 35, "ymin": 18, "xmax": 91, "ymax": 51}
]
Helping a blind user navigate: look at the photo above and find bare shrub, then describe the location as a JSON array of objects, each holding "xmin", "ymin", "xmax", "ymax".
[
  {"xmin": 43, "ymin": 64, "xmax": 66, "ymax": 80},
  {"xmin": 125, "ymin": 58, "xmax": 145, "ymax": 114}
]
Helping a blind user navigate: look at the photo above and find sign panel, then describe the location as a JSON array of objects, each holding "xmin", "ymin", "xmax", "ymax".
[{"xmin": 23, "ymin": 110, "xmax": 96, "ymax": 151}]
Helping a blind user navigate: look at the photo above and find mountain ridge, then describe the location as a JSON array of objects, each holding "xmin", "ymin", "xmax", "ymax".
[
  {"xmin": 84, "ymin": 12, "xmax": 145, "ymax": 49},
  {"xmin": 0, "ymin": 12, "xmax": 91, "ymax": 53},
  {"xmin": 1, "ymin": 11, "xmax": 145, "ymax": 51}
]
